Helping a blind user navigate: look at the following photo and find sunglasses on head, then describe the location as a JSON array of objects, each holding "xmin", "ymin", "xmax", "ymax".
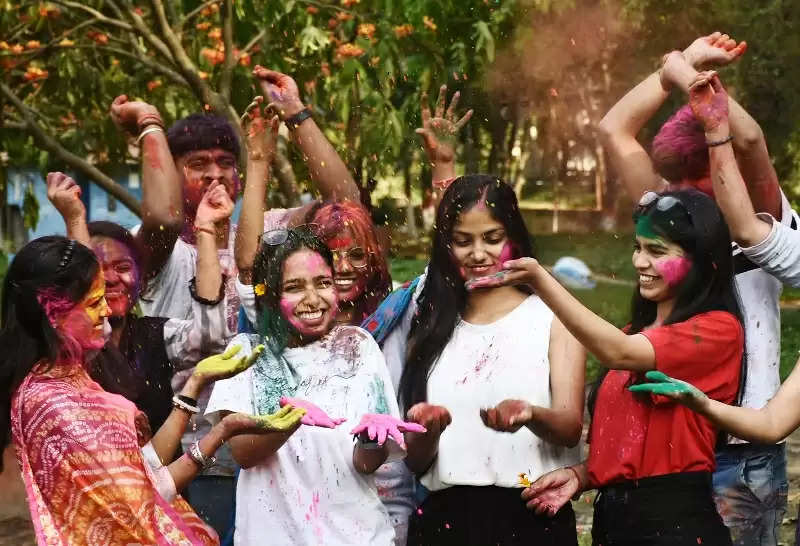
[{"xmin": 634, "ymin": 192, "xmax": 692, "ymax": 224}]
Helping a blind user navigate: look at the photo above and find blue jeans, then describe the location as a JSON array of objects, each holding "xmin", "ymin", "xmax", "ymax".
[{"xmin": 713, "ymin": 443, "xmax": 788, "ymax": 546}]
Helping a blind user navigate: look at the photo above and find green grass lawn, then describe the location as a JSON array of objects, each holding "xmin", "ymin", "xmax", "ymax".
[{"xmin": 390, "ymin": 231, "xmax": 800, "ymax": 382}]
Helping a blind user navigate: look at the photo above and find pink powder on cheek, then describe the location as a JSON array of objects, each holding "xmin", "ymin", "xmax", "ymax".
[
  {"xmin": 654, "ymin": 256, "xmax": 692, "ymax": 287},
  {"xmin": 497, "ymin": 242, "xmax": 514, "ymax": 264},
  {"xmin": 279, "ymin": 295, "xmax": 306, "ymax": 332}
]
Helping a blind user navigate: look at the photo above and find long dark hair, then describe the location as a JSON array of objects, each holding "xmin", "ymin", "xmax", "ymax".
[
  {"xmin": 0, "ymin": 236, "xmax": 99, "ymax": 466},
  {"xmin": 252, "ymin": 226, "xmax": 335, "ymax": 360},
  {"xmin": 400, "ymin": 175, "xmax": 535, "ymax": 409},
  {"xmin": 587, "ymin": 190, "xmax": 745, "ymax": 414}
]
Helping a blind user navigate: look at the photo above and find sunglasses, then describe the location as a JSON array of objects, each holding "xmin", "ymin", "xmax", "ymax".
[{"xmin": 634, "ymin": 192, "xmax": 692, "ymax": 224}]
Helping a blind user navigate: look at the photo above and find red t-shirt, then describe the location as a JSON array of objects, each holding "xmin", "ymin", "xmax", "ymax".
[{"xmin": 587, "ymin": 310, "xmax": 743, "ymax": 487}]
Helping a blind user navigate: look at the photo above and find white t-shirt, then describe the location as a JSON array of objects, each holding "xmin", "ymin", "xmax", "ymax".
[
  {"xmin": 421, "ymin": 294, "xmax": 581, "ymax": 491},
  {"xmin": 206, "ymin": 326, "xmax": 398, "ymax": 546},
  {"xmin": 732, "ymin": 193, "xmax": 799, "ymax": 415},
  {"xmin": 741, "ymin": 212, "xmax": 800, "ymax": 288}
]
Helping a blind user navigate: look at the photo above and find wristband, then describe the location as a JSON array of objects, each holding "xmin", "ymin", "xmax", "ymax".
[
  {"xmin": 172, "ymin": 395, "xmax": 200, "ymax": 414},
  {"xmin": 137, "ymin": 113, "xmax": 164, "ymax": 131},
  {"xmin": 189, "ymin": 276, "xmax": 227, "ymax": 305},
  {"xmin": 284, "ymin": 108, "xmax": 313, "ymax": 130},
  {"xmin": 707, "ymin": 135, "xmax": 733, "ymax": 147},
  {"xmin": 136, "ymin": 125, "xmax": 165, "ymax": 146}
]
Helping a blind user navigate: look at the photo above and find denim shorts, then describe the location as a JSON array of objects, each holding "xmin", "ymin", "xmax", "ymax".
[{"xmin": 713, "ymin": 443, "xmax": 788, "ymax": 546}]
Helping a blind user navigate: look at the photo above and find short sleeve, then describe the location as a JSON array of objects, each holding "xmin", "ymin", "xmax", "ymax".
[
  {"xmin": 741, "ymin": 212, "xmax": 800, "ymax": 288},
  {"xmin": 235, "ymin": 277, "xmax": 258, "ymax": 325},
  {"xmin": 641, "ymin": 311, "xmax": 743, "ymax": 402},
  {"xmin": 205, "ymin": 334, "xmax": 258, "ymax": 424}
]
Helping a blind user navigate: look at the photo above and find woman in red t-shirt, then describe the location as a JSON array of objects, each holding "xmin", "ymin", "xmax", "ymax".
[{"xmin": 475, "ymin": 189, "xmax": 743, "ymax": 545}]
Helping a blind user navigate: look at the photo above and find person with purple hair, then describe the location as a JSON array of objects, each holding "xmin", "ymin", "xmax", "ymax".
[{"xmin": 598, "ymin": 32, "xmax": 798, "ymax": 546}]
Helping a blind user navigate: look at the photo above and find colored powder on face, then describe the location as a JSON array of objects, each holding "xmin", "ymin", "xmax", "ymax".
[
  {"xmin": 497, "ymin": 241, "xmax": 514, "ymax": 264},
  {"xmin": 635, "ymin": 215, "xmax": 660, "ymax": 240},
  {"xmin": 654, "ymin": 256, "xmax": 692, "ymax": 287},
  {"xmin": 279, "ymin": 294, "xmax": 318, "ymax": 336}
]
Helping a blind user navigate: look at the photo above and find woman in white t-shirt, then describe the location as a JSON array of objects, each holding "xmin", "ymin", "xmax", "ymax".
[
  {"xmin": 206, "ymin": 226, "xmax": 423, "ymax": 545},
  {"xmin": 401, "ymin": 175, "xmax": 586, "ymax": 545}
]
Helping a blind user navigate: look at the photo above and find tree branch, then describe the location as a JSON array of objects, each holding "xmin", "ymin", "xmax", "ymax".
[
  {"xmin": 0, "ymin": 82, "xmax": 142, "ymax": 216},
  {"xmin": 121, "ymin": 1, "xmax": 175, "ymax": 63},
  {"xmin": 177, "ymin": 0, "xmax": 220, "ymax": 32},
  {"xmin": 241, "ymin": 29, "xmax": 266, "ymax": 55},
  {"xmin": 219, "ymin": 0, "xmax": 236, "ymax": 101},
  {"xmin": 51, "ymin": 1, "xmax": 134, "ymax": 30}
]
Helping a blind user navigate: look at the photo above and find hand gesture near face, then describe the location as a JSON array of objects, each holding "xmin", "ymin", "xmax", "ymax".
[
  {"xmin": 109, "ymin": 95, "xmax": 161, "ymax": 136},
  {"xmin": 416, "ymin": 84, "xmax": 473, "ymax": 165},
  {"xmin": 195, "ymin": 180, "xmax": 235, "ymax": 228},
  {"xmin": 241, "ymin": 95, "xmax": 280, "ymax": 162},
  {"xmin": 252, "ymin": 66, "xmax": 305, "ymax": 120},
  {"xmin": 46, "ymin": 171, "xmax": 85, "ymax": 222}
]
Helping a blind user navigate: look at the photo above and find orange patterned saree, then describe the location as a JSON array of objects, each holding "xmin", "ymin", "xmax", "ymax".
[{"xmin": 11, "ymin": 362, "xmax": 218, "ymax": 546}]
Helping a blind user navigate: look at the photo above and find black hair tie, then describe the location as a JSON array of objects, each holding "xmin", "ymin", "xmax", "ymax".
[{"xmin": 58, "ymin": 240, "xmax": 76, "ymax": 272}]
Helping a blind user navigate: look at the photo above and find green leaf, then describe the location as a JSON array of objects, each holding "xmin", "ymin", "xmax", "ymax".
[
  {"xmin": 473, "ymin": 21, "xmax": 495, "ymax": 62},
  {"xmin": 23, "ymin": 182, "xmax": 40, "ymax": 231},
  {"xmin": 298, "ymin": 25, "xmax": 329, "ymax": 56}
]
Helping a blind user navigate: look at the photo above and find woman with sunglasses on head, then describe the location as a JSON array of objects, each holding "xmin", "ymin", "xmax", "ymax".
[
  {"xmin": 501, "ymin": 190, "xmax": 744, "ymax": 545},
  {"xmin": 399, "ymin": 175, "xmax": 586, "ymax": 546},
  {"xmin": 0, "ymin": 235, "xmax": 307, "ymax": 546},
  {"xmin": 206, "ymin": 225, "xmax": 423, "ymax": 545}
]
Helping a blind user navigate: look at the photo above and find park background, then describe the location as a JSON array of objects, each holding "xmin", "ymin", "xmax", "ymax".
[{"xmin": 2, "ymin": 0, "xmax": 800, "ymax": 543}]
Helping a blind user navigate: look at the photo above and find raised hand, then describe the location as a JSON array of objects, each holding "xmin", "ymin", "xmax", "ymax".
[
  {"xmin": 350, "ymin": 414, "xmax": 427, "ymax": 449},
  {"xmin": 405, "ymin": 403, "xmax": 452, "ymax": 436},
  {"xmin": 480, "ymin": 399, "xmax": 533, "ymax": 433},
  {"xmin": 195, "ymin": 180, "xmax": 235, "ymax": 229},
  {"xmin": 241, "ymin": 95, "xmax": 280, "ymax": 162},
  {"xmin": 222, "ymin": 405, "xmax": 308, "ymax": 435},
  {"xmin": 683, "ymin": 32, "xmax": 747, "ymax": 69},
  {"xmin": 520, "ymin": 467, "xmax": 580, "ymax": 516},
  {"xmin": 109, "ymin": 94, "xmax": 161, "ymax": 136},
  {"xmin": 192, "ymin": 344, "xmax": 265, "ymax": 383},
  {"xmin": 46, "ymin": 171, "xmax": 85, "ymax": 222},
  {"xmin": 688, "ymin": 72, "xmax": 729, "ymax": 133},
  {"xmin": 252, "ymin": 66, "xmax": 304, "ymax": 120},
  {"xmin": 416, "ymin": 84, "xmax": 473, "ymax": 165},
  {"xmin": 629, "ymin": 370, "xmax": 709, "ymax": 411},
  {"xmin": 280, "ymin": 396, "xmax": 346, "ymax": 429}
]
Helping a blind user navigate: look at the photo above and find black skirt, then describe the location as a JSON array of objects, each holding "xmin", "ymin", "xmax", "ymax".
[
  {"xmin": 592, "ymin": 471, "xmax": 732, "ymax": 546},
  {"xmin": 407, "ymin": 485, "xmax": 578, "ymax": 546}
]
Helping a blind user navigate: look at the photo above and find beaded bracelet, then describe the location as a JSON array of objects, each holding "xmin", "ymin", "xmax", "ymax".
[{"xmin": 172, "ymin": 395, "xmax": 199, "ymax": 414}]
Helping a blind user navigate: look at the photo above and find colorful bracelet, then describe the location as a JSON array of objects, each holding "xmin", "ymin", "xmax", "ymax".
[{"xmin": 187, "ymin": 441, "xmax": 216, "ymax": 470}]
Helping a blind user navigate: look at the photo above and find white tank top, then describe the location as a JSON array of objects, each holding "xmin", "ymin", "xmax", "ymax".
[{"xmin": 421, "ymin": 294, "xmax": 581, "ymax": 491}]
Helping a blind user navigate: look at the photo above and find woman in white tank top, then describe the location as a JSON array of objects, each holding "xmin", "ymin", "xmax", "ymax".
[{"xmin": 401, "ymin": 175, "xmax": 586, "ymax": 546}]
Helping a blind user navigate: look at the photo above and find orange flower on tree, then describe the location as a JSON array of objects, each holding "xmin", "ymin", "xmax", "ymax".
[
  {"xmin": 208, "ymin": 27, "xmax": 222, "ymax": 41},
  {"xmin": 26, "ymin": 40, "xmax": 41, "ymax": 49},
  {"xmin": 201, "ymin": 3, "xmax": 219, "ymax": 16},
  {"xmin": 0, "ymin": 41, "xmax": 10, "ymax": 50},
  {"xmin": 23, "ymin": 66, "xmax": 49, "ymax": 82},
  {"xmin": 423, "ymin": 16, "xmax": 437, "ymax": 32},
  {"xmin": 358, "ymin": 23, "xmax": 376, "ymax": 40},
  {"xmin": 393, "ymin": 24, "xmax": 413, "ymax": 38},
  {"xmin": 87, "ymin": 30, "xmax": 109, "ymax": 45},
  {"xmin": 196, "ymin": 22, "xmax": 211, "ymax": 31},
  {"xmin": 336, "ymin": 43, "xmax": 365, "ymax": 60},
  {"xmin": 147, "ymin": 79, "xmax": 162, "ymax": 91},
  {"xmin": 38, "ymin": 4, "xmax": 61, "ymax": 18},
  {"xmin": 199, "ymin": 71, "xmax": 209, "ymax": 80},
  {"xmin": 341, "ymin": 0, "xmax": 359, "ymax": 6},
  {"xmin": 58, "ymin": 38, "xmax": 75, "ymax": 47},
  {"xmin": 336, "ymin": 12, "xmax": 353, "ymax": 21},
  {"xmin": 239, "ymin": 52, "xmax": 251, "ymax": 67},
  {"xmin": 201, "ymin": 46, "xmax": 225, "ymax": 65},
  {"xmin": 10, "ymin": 44, "xmax": 25, "ymax": 54},
  {"xmin": 306, "ymin": 6, "xmax": 319, "ymax": 14}
]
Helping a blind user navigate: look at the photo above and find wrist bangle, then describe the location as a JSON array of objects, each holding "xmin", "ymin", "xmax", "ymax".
[
  {"xmin": 284, "ymin": 108, "xmax": 312, "ymax": 130},
  {"xmin": 566, "ymin": 465, "xmax": 584, "ymax": 500},
  {"xmin": 707, "ymin": 135, "xmax": 733, "ymax": 147},
  {"xmin": 187, "ymin": 440, "xmax": 217, "ymax": 470},
  {"xmin": 177, "ymin": 394, "xmax": 198, "ymax": 406},
  {"xmin": 172, "ymin": 395, "xmax": 199, "ymax": 414},
  {"xmin": 137, "ymin": 113, "xmax": 164, "ymax": 131},
  {"xmin": 136, "ymin": 125, "xmax": 165, "ymax": 146}
]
